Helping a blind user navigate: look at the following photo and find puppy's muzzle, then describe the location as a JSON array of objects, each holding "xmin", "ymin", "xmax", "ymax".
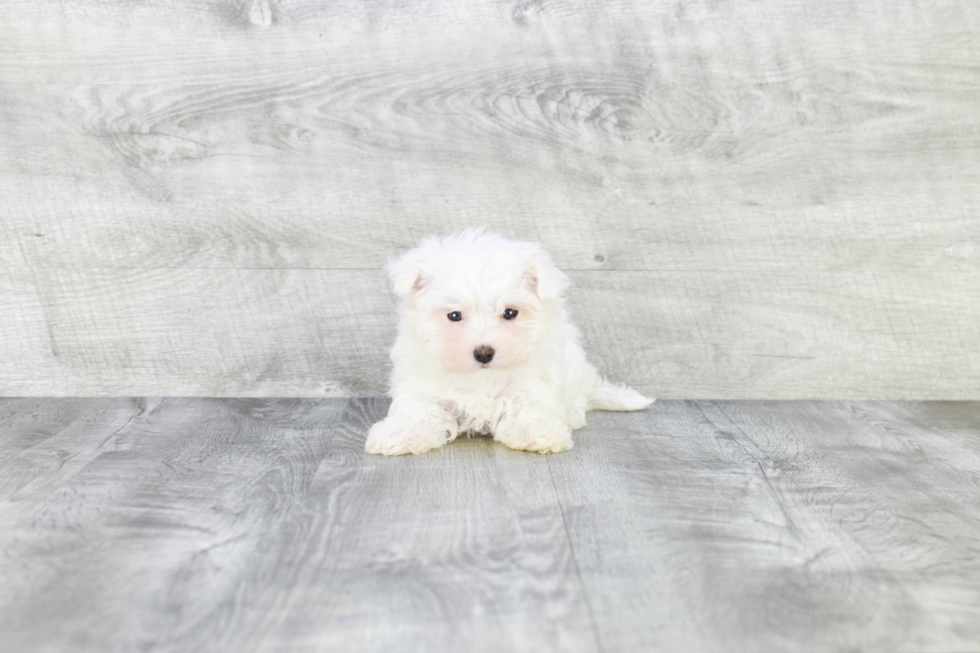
[{"xmin": 473, "ymin": 345, "xmax": 495, "ymax": 365}]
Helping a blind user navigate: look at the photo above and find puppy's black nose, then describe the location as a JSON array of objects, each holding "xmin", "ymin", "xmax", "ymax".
[{"xmin": 474, "ymin": 345, "xmax": 495, "ymax": 365}]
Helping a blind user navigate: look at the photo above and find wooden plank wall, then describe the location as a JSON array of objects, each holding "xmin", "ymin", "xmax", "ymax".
[{"xmin": 1, "ymin": 0, "xmax": 978, "ymax": 398}]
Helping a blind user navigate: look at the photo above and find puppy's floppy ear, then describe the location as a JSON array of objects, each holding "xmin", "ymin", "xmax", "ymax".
[
  {"xmin": 387, "ymin": 241, "xmax": 432, "ymax": 297},
  {"xmin": 522, "ymin": 242, "xmax": 569, "ymax": 302}
]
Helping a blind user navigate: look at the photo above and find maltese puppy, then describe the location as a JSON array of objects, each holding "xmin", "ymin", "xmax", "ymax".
[{"xmin": 365, "ymin": 228, "xmax": 653, "ymax": 456}]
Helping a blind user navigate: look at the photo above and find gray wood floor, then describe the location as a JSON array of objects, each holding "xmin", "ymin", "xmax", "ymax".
[{"xmin": 1, "ymin": 398, "xmax": 978, "ymax": 652}]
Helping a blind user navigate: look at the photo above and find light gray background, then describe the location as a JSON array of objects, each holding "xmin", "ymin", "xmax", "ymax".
[{"xmin": 1, "ymin": 0, "xmax": 978, "ymax": 398}]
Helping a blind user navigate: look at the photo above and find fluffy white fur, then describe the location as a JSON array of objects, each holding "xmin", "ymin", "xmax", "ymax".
[{"xmin": 365, "ymin": 228, "xmax": 653, "ymax": 456}]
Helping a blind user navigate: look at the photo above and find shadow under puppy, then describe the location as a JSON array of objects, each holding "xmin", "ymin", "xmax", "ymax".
[{"xmin": 366, "ymin": 228, "xmax": 653, "ymax": 456}]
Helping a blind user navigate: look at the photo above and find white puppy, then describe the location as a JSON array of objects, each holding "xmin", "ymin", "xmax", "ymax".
[{"xmin": 365, "ymin": 228, "xmax": 653, "ymax": 456}]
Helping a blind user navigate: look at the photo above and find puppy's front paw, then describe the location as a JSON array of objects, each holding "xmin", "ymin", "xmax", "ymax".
[
  {"xmin": 364, "ymin": 418, "xmax": 449, "ymax": 456},
  {"xmin": 494, "ymin": 414, "xmax": 574, "ymax": 454}
]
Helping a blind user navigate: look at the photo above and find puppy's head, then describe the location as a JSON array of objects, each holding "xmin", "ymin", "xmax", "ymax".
[{"xmin": 388, "ymin": 228, "xmax": 568, "ymax": 373}]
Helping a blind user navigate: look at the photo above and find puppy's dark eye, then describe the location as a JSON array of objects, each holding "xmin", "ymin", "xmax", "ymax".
[
  {"xmin": 502, "ymin": 308, "xmax": 518, "ymax": 320},
  {"xmin": 448, "ymin": 311, "xmax": 462, "ymax": 322}
]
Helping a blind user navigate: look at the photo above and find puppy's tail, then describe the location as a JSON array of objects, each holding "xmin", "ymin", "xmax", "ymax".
[{"xmin": 588, "ymin": 380, "xmax": 655, "ymax": 412}]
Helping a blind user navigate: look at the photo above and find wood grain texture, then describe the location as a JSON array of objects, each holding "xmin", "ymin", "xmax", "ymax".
[
  {"xmin": 0, "ymin": 398, "xmax": 353, "ymax": 653},
  {"xmin": 546, "ymin": 400, "xmax": 980, "ymax": 651},
  {"xmin": 1, "ymin": 0, "xmax": 979, "ymax": 397},
  {"xmin": 1, "ymin": 398, "xmax": 978, "ymax": 652}
]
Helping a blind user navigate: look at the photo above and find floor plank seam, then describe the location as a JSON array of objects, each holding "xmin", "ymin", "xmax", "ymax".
[
  {"xmin": 700, "ymin": 401, "xmax": 805, "ymax": 539},
  {"xmin": 546, "ymin": 456, "xmax": 606, "ymax": 653},
  {"xmin": 95, "ymin": 399, "xmax": 148, "ymax": 451},
  {"xmin": 310, "ymin": 397, "xmax": 354, "ymax": 479}
]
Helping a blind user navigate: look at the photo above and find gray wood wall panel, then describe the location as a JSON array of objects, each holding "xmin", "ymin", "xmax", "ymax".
[{"xmin": 1, "ymin": 0, "xmax": 978, "ymax": 397}]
